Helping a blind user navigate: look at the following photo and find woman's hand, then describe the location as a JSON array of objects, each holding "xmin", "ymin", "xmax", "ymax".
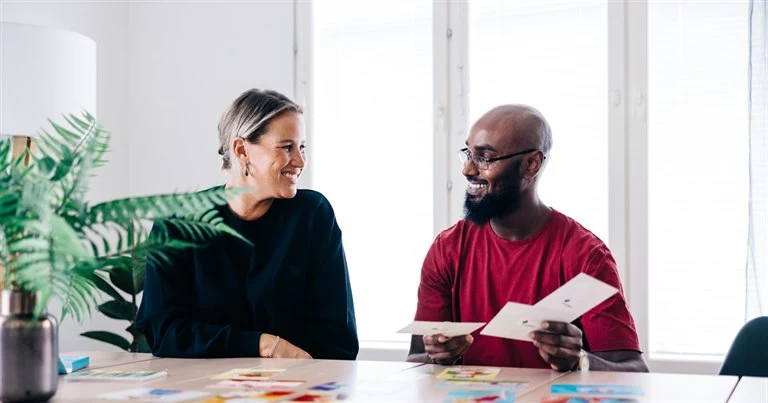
[{"xmin": 259, "ymin": 334, "xmax": 312, "ymax": 359}]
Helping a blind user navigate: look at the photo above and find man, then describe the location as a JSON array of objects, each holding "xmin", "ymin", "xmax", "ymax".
[{"xmin": 407, "ymin": 105, "xmax": 648, "ymax": 372}]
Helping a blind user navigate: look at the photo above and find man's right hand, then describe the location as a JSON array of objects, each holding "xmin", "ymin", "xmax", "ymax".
[
  {"xmin": 423, "ymin": 334, "xmax": 473, "ymax": 364},
  {"xmin": 260, "ymin": 334, "xmax": 312, "ymax": 359}
]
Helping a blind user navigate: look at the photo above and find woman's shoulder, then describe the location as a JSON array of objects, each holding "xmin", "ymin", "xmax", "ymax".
[{"xmin": 290, "ymin": 189, "xmax": 333, "ymax": 210}]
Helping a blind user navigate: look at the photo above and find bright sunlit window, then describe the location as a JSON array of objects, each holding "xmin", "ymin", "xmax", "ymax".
[
  {"xmin": 313, "ymin": 0, "xmax": 433, "ymax": 343},
  {"xmin": 468, "ymin": 0, "xmax": 609, "ymax": 242},
  {"xmin": 648, "ymin": 0, "xmax": 750, "ymax": 356}
]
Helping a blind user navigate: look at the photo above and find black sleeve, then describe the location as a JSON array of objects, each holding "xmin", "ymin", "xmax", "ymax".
[
  {"xmin": 301, "ymin": 196, "xmax": 359, "ymax": 360},
  {"xmin": 135, "ymin": 226, "xmax": 261, "ymax": 358}
]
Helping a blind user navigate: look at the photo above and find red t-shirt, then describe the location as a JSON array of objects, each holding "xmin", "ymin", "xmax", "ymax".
[{"xmin": 414, "ymin": 209, "xmax": 641, "ymax": 368}]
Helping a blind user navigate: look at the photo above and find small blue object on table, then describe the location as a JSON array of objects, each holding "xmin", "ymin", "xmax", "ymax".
[{"xmin": 57, "ymin": 355, "xmax": 90, "ymax": 374}]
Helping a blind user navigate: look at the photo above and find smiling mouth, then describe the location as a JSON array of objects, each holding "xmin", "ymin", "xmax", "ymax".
[
  {"xmin": 468, "ymin": 182, "xmax": 487, "ymax": 190},
  {"xmin": 281, "ymin": 172, "xmax": 300, "ymax": 181}
]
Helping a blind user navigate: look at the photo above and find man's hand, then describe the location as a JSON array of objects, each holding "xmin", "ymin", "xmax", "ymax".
[
  {"xmin": 423, "ymin": 334, "xmax": 473, "ymax": 364},
  {"xmin": 260, "ymin": 334, "xmax": 312, "ymax": 359},
  {"xmin": 529, "ymin": 321, "xmax": 583, "ymax": 371}
]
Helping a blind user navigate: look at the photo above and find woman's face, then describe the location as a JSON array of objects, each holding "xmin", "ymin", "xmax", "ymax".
[{"xmin": 243, "ymin": 112, "xmax": 306, "ymax": 199}]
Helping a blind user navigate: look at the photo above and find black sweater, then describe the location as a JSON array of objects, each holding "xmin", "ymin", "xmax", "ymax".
[{"xmin": 136, "ymin": 189, "xmax": 359, "ymax": 359}]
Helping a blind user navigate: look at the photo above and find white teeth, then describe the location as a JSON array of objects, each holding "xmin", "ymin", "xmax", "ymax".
[
  {"xmin": 282, "ymin": 172, "xmax": 298, "ymax": 179},
  {"xmin": 468, "ymin": 182, "xmax": 487, "ymax": 190}
]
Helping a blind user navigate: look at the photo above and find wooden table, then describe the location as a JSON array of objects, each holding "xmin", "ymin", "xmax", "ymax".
[
  {"xmin": 518, "ymin": 370, "xmax": 739, "ymax": 403},
  {"xmin": 52, "ymin": 352, "xmax": 752, "ymax": 402},
  {"xmin": 728, "ymin": 376, "xmax": 768, "ymax": 403}
]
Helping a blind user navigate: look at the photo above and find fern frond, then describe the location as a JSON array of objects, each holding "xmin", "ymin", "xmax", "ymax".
[{"xmin": 83, "ymin": 187, "xmax": 244, "ymax": 229}]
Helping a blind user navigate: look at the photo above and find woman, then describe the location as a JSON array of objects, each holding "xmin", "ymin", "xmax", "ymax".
[{"xmin": 136, "ymin": 89, "xmax": 359, "ymax": 360}]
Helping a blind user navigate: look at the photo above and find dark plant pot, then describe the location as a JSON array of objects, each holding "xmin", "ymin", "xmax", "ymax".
[{"xmin": 0, "ymin": 290, "xmax": 58, "ymax": 402}]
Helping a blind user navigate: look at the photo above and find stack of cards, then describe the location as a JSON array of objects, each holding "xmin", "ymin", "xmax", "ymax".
[
  {"xmin": 444, "ymin": 390, "xmax": 514, "ymax": 403},
  {"xmin": 437, "ymin": 379, "xmax": 529, "ymax": 391},
  {"xmin": 100, "ymin": 388, "xmax": 208, "ymax": 402},
  {"xmin": 202, "ymin": 390, "xmax": 293, "ymax": 402},
  {"xmin": 539, "ymin": 384, "xmax": 644, "ymax": 403},
  {"xmin": 211, "ymin": 368, "xmax": 285, "ymax": 381},
  {"xmin": 287, "ymin": 381, "xmax": 348, "ymax": 402},
  {"xmin": 65, "ymin": 369, "xmax": 168, "ymax": 382},
  {"xmin": 437, "ymin": 367, "xmax": 500, "ymax": 380},
  {"xmin": 207, "ymin": 380, "xmax": 304, "ymax": 391}
]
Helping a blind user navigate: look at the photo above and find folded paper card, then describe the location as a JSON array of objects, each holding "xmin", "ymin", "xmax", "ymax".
[
  {"xmin": 396, "ymin": 321, "xmax": 486, "ymax": 337},
  {"xmin": 481, "ymin": 273, "xmax": 618, "ymax": 341},
  {"xmin": 57, "ymin": 355, "xmax": 89, "ymax": 374}
]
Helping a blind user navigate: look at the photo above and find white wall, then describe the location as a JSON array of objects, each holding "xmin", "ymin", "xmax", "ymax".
[
  {"xmin": 127, "ymin": 1, "xmax": 295, "ymax": 197},
  {"xmin": 1, "ymin": 0, "xmax": 296, "ymax": 353},
  {"xmin": 1, "ymin": 0, "xmax": 131, "ymax": 354}
]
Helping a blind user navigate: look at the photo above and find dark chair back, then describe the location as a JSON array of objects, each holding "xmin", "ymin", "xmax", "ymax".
[{"xmin": 719, "ymin": 316, "xmax": 768, "ymax": 377}]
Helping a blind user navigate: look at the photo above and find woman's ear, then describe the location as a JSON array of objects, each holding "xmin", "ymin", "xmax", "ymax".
[{"xmin": 232, "ymin": 137, "xmax": 248, "ymax": 163}]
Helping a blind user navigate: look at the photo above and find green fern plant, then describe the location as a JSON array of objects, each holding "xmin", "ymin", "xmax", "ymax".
[{"xmin": 0, "ymin": 112, "xmax": 249, "ymax": 351}]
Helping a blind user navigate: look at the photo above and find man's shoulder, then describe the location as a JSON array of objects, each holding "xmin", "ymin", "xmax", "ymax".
[
  {"xmin": 551, "ymin": 209, "xmax": 608, "ymax": 249},
  {"xmin": 435, "ymin": 219, "xmax": 484, "ymax": 244}
]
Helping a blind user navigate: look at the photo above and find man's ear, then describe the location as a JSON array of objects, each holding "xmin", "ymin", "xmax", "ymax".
[{"xmin": 523, "ymin": 152, "xmax": 545, "ymax": 179}]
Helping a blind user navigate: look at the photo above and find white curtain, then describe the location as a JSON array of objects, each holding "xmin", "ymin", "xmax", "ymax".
[{"xmin": 746, "ymin": 0, "xmax": 768, "ymax": 319}]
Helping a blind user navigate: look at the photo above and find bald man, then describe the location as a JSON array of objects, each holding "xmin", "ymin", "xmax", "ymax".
[{"xmin": 407, "ymin": 105, "xmax": 648, "ymax": 372}]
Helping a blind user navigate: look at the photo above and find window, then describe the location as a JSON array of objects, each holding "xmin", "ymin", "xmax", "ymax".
[
  {"xmin": 307, "ymin": 1, "xmax": 757, "ymax": 365},
  {"xmin": 313, "ymin": 0, "xmax": 433, "ymax": 343},
  {"xmin": 468, "ymin": 0, "xmax": 609, "ymax": 242},
  {"xmin": 648, "ymin": 1, "xmax": 750, "ymax": 356}
]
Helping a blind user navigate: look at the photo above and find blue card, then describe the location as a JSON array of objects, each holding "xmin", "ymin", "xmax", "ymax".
[
  {"xmin": 550, "ymin": 384, "xmax": 643, "ymax": 396},
  {"xmin": 57, "ymin": 355, "xmax": 89, "ymax": 374}
]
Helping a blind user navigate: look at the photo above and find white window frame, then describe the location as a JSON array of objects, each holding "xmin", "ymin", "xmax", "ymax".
[{"xmin": 296, "ymin": 0, "xmax": 729, "ymax": 374}]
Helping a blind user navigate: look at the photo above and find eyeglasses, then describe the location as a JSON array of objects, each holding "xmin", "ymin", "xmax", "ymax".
[{"xmin": 457, "ymin": 147, "xmax": 540, "ymax": 170}]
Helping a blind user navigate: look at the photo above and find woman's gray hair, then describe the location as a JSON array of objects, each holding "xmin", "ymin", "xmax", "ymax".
[{"xmin": 217, "ymin": 88, "xmax": 303, "ymax": 170}]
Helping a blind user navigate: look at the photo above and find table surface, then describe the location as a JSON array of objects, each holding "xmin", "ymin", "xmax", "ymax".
[
  {"xmin": 51, "ymin": 351, "xmax": 763, "ymax": 402},
  {"xmin": 728, "ymin": 376, "xmax": 768, "ymax": 403}
]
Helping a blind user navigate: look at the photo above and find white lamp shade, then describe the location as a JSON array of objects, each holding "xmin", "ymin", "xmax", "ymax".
[{"xmin": 0, "ymin": 22, "xmax": 96, "ymax": 138}]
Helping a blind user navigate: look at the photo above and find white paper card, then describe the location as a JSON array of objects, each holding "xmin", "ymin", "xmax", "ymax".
[
  {"xmin": 396, "ymin": 321, "xmax": 486, "ymax": 337},
  {"xmin": 480, "ymin": 273, "xmax": 618, "ymax": 341},
  {"xmin": 534, "ymin": 273, "xmax": 619, "ymax": 318}
]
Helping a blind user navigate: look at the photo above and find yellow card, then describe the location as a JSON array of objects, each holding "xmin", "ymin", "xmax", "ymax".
[{"xmin": 437, "ymin": 367, "xmax": 501, "ymax": 380}]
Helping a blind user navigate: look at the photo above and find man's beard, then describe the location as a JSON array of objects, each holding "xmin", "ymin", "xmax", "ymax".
[{"xmin": 463, "ymin": 161, "xmax": 523, "ymax": 225}]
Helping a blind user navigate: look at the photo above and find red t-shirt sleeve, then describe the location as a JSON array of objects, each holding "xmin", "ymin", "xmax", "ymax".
[
  {"xmin": 577, "ymin": 246, "xmax": 642, "ymax": 353},
  {"xmin": 414, "ymin": 235, "xmax": 454, "ymax": 322}
]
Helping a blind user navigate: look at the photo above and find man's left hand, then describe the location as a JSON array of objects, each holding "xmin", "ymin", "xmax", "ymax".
[{"xmin": 529, "ymin": 321, "xmax": 583, "ymax": 371}]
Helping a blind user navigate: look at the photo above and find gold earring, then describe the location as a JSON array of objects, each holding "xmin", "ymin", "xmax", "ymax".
[{"xmin": 243, "ymin": 160, "xmax": 249, "ymax": 177}]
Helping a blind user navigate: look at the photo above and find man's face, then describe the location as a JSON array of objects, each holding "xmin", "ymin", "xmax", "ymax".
[{"xmin": 462, "ymin": 127, "xmax": 526, "ymax": 225}]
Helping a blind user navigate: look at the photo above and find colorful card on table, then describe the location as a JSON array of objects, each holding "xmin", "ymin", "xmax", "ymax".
[
  {"xmin": 288, "ymin": 392, "xmax": 348, "ymax": 402},
  {"xmin": 437, "ymin": 367, "xmax": 501, "ymax": 380},
  {"xmin": 549, "ymin": 384, "xmax": 643, "ymax": 396},
  {"xmin": 212, "ymin": 368, "xmax": 285, "ymax": 381},
  {"xmin": 100, "ymin": 388, "xmax": 208, "ymax": 402},
  {"xmin": 65, "ymin": 369, "xmax": 168, "ymax": 382},
  {"xmin": 57, "ymin": 355, "xmax": 89, "ymax": 374},
  {"xmin": 202, "ymin": 390, "xmax": 294, "ymax": 402},
  {"xmin": 397, "ymin": 321, "xmax": 487, "ymax": 337},
  {"xmin": 438, "ymin": 379, "xmax": 529, "ymax": 391},
  {"xmin": 481, "ymin": 273, "xmax": 618, "ymax": 341},
  {"xmin": 541, "ymin": 396, "xmax": 639, "ymax": 403},
  {"xmin": 443, "ymin": 390, "xmax": 514, "ymax": 402},
  {"xmin": 207, "ymin": 380, "xmax": 305, "ymax": 390},
  {"xmin": 309, "ymin": 381, "xmax": 346, "ymax": 392}
]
